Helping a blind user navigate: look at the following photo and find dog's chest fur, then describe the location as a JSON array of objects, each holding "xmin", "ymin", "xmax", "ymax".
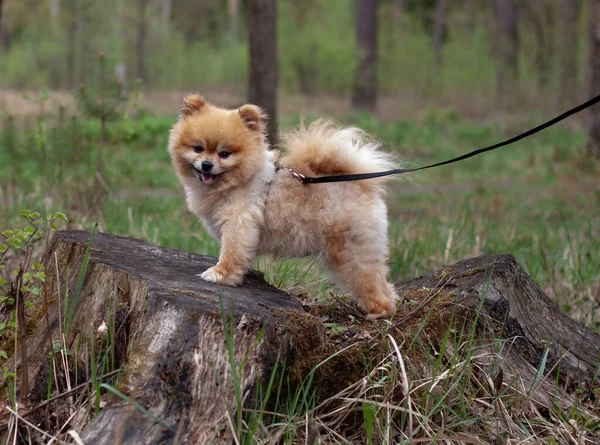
[{"xmin": 184, "ymin": 162, "xmax": 276, "ymax": 241}]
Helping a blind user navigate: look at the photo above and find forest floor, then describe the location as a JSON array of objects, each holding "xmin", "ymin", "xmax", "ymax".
[
  {"xmin": 0, "ymin": 86, "xmax": 589, "ymax": 129},
  {"xmin": 1, "ymin": 87, "xmax": 599, "ymax": 443}
]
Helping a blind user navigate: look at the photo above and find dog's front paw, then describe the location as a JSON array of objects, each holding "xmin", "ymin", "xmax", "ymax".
[
  {"xmin": 198, "ymin": 266, "xmax": 244, "ymax": 286},
  {"xmin": 199, "ymin": 266, "xmax": 224, "ymax": 283}
]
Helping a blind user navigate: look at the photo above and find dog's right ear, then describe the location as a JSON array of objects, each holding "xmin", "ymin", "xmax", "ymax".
[
  {"xmin": 238, "ymin": 104, "xmax": 267, "ymax": 132},
  {"xmin": 179, "ymin": 94, "xmax": 206, "ymax": 119}
]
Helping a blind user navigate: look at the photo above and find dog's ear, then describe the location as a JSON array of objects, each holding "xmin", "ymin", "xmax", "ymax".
[
  {"xmin": 238, "ymin": 104, "xmax": 267, "ymax": 131},
  {"xmin": 180, "ymin": 94, "xmax": 206, "ymax": 119}
]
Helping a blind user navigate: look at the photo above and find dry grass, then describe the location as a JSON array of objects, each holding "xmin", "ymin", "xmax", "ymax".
[
  {"xmin": 234, "ymin": 327, "xmax": 600, "ymax": 444},
  {"xmin": 1, "ymin": 87, "xmax": 599, "ymax": 443},
  {"xmin": 0, "ymin": 87, "xmax": 588, "ymax": 131}
]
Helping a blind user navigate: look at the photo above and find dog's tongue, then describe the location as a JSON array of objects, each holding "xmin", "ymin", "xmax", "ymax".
[{"xmin": 201, "ymin": 172, "xmax": 214, "ymax": 184}]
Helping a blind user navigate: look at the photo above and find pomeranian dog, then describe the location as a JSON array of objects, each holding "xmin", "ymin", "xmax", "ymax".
[{"xmin": 168, "ymin": 94, "xmax": 400, "ymax": 319}]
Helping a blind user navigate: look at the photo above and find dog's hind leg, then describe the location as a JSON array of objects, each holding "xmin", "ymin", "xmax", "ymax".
[{"xmin": 323, "ymin": 217, "xmax": 398, "ymax": 320}]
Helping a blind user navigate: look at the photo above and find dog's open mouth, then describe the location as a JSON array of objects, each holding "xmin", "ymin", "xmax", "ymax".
[{"xmin": 194, "ymin": 167, "xmax": 216, "ymax": 184}]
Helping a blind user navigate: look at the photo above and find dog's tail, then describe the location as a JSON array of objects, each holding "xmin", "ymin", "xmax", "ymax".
[{"xmin": 280, "ymin": 118, "xmax": 403, "ymax": 186}]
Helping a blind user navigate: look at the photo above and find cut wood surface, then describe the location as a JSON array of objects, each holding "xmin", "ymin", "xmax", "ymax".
[
  {"xmin": 6, "ymin": 230, "xmax": 599, "ymax": 444},
  {"xmin": 41, "ymin": 230, "xmax": 305, "ymax": 444}
]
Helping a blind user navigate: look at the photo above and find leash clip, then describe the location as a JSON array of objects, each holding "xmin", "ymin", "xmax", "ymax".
[{"xmin": 283, "ymin": 166, "xmax": 306, "ymax": 183}]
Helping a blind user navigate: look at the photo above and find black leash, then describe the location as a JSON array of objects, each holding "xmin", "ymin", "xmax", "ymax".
[{"xmin": 289, "ymin": 94, "xmax": 600, "ymax": 184}]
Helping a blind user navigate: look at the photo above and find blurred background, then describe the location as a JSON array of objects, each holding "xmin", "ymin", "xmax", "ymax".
[
  {"xmin": 0, "ymin": 0, "xmax": 599, "ymax": 332},
  {"xmin": 0, "ymin": 0, "xmax": 595, "ymax": 118}
]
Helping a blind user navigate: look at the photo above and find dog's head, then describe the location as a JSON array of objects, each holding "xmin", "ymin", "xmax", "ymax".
[{"xmin": 168, "ymin": 94, "xmax": 269, "ymax": 190}]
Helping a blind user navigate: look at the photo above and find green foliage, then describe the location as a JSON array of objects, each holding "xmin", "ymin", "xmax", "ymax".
[
  {"xmin": 0, "ymin": 91, "xmax": 599, "ymax": 441},
  {"xmin": 362, "ymin": 401, "xmax": 376, "ymax": 444},
  {"xmin": 279, "ymin": 0, "xmax": 357, "ymax": 95},
  {"xmin": 76, "ymin": 62, "xmax": 128, "ymax": 122},
  {"xmin": 324, "ymin": 322, "xmax": 348, "ymax": 336},
  {"xmin": 1, "ymin": 39, "xmax": 55, "ymax": 89},
  {"xmin": 64, "ymin": 226, "xmax": 95, "ymax": 336},
  {"xmin": 2, "ymin": 98, "xmax": 598, "ymax": 332},
  {"xmin": 0, "ymin": 0, "xmax": 586, "ymax": 100},
  {"xmin": 0, "ymin": 209, "xmax": 68, "ymax": 405},
  {"xmin": 0, "ymin": 3, "xmax": 594, "ymax": 437}
]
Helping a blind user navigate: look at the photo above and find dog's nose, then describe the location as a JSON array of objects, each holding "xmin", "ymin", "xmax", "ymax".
[{"xmin": 201, "ymin": 161, "xmax": 213, "ymax": 172}]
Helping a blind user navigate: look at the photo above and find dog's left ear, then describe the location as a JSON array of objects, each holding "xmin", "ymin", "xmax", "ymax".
[
  {"xmin": 180, "ymin": 94, "xmax": 206, "ymax": 119},
  {"xmin": 238, "ymin": 104, "xmax": 267, "ymax": 131}
]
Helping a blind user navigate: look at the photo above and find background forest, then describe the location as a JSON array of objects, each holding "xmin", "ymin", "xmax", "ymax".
[{"xmin": 0, "ymin": 0, "xmax": 593, "ymax": 108}]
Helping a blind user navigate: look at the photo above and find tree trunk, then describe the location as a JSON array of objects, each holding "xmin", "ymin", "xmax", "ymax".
[
  {"xmin": 77, "ymin": 0, "xmax": 87, "ymax": 84},
  {"xmin": 495, "ymin": 0, "xmax": 519, "ymax": 107},
  {"xmin": 524, "ymin": 1, "xmax": 554, "ymax": 91},
  {"xmin": 467, "ymin": 0, "xmax": 479, "ymax": 30},
  {"xmin": 394, "ymin": 0, "xmax": 406, "ymax": 24},
  {"xmin": 161, "ymin": 0, "xmax": 172, "ymax": 33},
  {"xmin": 3, "ymin": 231, "xmax": 599, "ymax": 442},
  {"xmin": 247, "ymin": 0, "xmax": 278, "ymax": 146},
  {"xmin": 47, "ymin": 0, "xmax": 60, "ymax": 20},
  {"xmin": 136, "ymin": 0, "xmax": 150, "ymax": 85},
  {"xmin": 0, "ymin": 0, "xmax": 5, "ymax": 37},
  {"xmin": 433, "ymin": 0, "xmax": 446, "ymax": 68},
  {"xmin": 588, "ymin": 0, "xmax": 600, "ymax": 159},
  {"xmin": 560, "ymin": 0, "xmax": 582, "ymax": 104},
  {"xmin": 352, "ymin": 0, "xmax": 378, "ymax": 111},
  {"xmin": 66, "ymin": 0, "xmax": 78, "ymax": 89},
  {"xmin": 228, "ymin": 0, "xmax": 240, "ymax": 41}
]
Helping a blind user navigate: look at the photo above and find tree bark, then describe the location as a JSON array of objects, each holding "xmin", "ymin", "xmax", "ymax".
[
  {"xmin": 4, "ymin": 232, "xmax": 599, "ymax": 442},
  {"xmin": 22, "ymin": 231, "xmax": 306, "ymax": 444},
  {"xmin": 66, "ymin": 0, "xmax": 78, "ymax": 89},
  {"xmin": 247, "ymin": 0, "xmax": 278, "ymax": 146},
  {"xmin": 467, "ymin": 0, "xmax": 479, "ymax": 30},
  {"xmin": 588, "ymin": 0, "xmax": 600, "ymax": 159},
  {"xmin": 524, "ymin": 1, "xmax": 554, "ymax": 91},
  {"xmin": 394, "ymin": 0, "xmax": 406, "ymax": 24},
  {"xmin": 77, "ymin": 0, "xmax": 87, "ymax": 83},
  {"xmin": 47, "ymin": 0, "xmax": 60, "ymax": 20},
  {"xmin": 0, "ymin": 0, "xmax": 5, "ymax": 37},
  {"xmin": 396, "ymin": 0, "xmax": 406, "ymax": 14},
  {"xmin": 495, "ymin": 0, "xmax": 519, "ymax": 107},
  {"xmin": 228, "ymin": 0, "xmax": 240, "ymax": 41},
  {"xmin": 136, "ymin": 0, "xmax": 150, "ymax": 85},
  {"xmin": 560, "ymin": 0, "xmax": 582, "ymax": 104},
  {"xmin": 397, "ymin": 254, "xmax": 600, "ymax": 393},
  {"xmin": 433, "ymin": 0, "xmax": 446, "ymax": 68},
  {"xmin": 352, "ymin": 0, "xmax": 378, "ymax": 111},
  {"xmin": 161, "ymin": 0, "xmax": 172, "ymax": 33}
]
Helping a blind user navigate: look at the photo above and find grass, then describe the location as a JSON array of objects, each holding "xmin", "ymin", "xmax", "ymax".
[
  {"xmin": 219, "ymin": 300, "xmax": 599, "ymax": 443},
  {"xmin": 1, "ymin": 100, "xmax": 598, "ymax": 331},
  {"xmin": 0, "ymin": 91, "xmax": 599, "ymax": 443}
]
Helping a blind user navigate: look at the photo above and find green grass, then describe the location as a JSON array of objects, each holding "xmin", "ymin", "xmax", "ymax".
[
  {"xmin": 1, "ymin": 106, "xmax": 599, "ymax": 333},
  {"xmin": 1, "ymin": 100, "xmax": 599, "ymax": 443}
]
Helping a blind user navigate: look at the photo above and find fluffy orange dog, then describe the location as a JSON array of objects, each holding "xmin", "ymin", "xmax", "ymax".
[{"xmin": 168, "ymin": 94, "xmax": 400, "ymax": 319}]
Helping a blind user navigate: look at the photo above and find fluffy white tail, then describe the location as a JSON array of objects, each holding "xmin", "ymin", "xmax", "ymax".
[{"xmin": 280, "ymin": 119, "xmax": 401, "ymax": 182}]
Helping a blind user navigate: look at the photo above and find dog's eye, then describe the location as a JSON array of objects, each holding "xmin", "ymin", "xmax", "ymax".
[
  {"xmin": 218, "ymin": 151, "xmax": 231, "ymax": 159},
  {"xmin": 192, "ymin": 145, "xmax": 204, "ymax": 153}
]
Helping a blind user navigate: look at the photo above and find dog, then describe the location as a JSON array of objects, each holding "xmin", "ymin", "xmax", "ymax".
[{"xmin": 168, "ymin": 94, "xmax": 400, "ymax": 319}]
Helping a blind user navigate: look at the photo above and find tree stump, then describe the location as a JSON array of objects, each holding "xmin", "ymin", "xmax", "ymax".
[
  {"xmin": 37, "ymin": 230, "xmax": 309, "ymax": 444},
  {"xmin": 4, "ymin": 231, "xmax": 599, "ymax": 443},
  {"xmin": 396, "ymin": 255, "xmax": 600, "ymax": 408}
]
